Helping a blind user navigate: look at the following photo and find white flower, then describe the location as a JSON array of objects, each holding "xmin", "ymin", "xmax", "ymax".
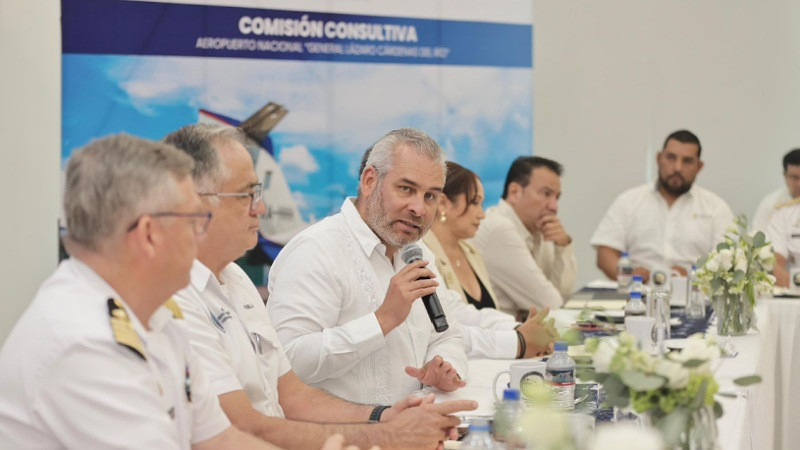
[
  {"xmin": 590, "ymin": 423, "xmax": 664, "ymax": 450},
  {"xmin": 705, "ymin": 253, "xmax": 720, "ymax": 273},
  {"xmin": 592, "ymin": 338, "xmax": 619, "ymax": 373},
  {"xmin": 734, "ymin": 247, "xmax": 747, "ymax": 273},
  {"xmin": 669, "ymin": 335, "xmax": 720, "ymax": 373},
  {"xmin": 518, "ymin": 409, "xmax": 572, "ymax": 448},
  {"xmin": 653, "ymin": 358, "xmax": 689, "ymax": 389},
  {"xmin": 758, "ymin": 244, "xmax": 774, "ymax": 262},
  {"xmin": 718, "ymin": 248, "xmax": 733, "ymax": 271}
]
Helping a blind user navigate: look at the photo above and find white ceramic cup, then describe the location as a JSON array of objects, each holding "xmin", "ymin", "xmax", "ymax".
[
  {"xmin": 492, "ymin": 360, "xmax": 547, "ymax": 403},
  {"xmin": 670, "ymin": 276, "xmax": 688, "ymax": 306},
  {"xmin": 625, "ymin": 316, "xmax": 656, "ymax": 352},
  {"xmin": 791, "ymin": 267, "xmax": 800, "ymax": 290}
]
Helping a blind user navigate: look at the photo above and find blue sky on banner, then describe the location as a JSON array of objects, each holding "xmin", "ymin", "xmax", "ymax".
[{"xmin": 62, "ymin": 0, "xmax": 533, "ymax": 221}]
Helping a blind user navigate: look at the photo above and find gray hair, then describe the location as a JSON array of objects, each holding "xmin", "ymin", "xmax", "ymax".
[
  {"xmin": 163, "ymin": 124, "xmax": 246, "ymax": 192},
  {"xmin": 64, "ymin": 134, "xmax": 195, "ymax": 251},
  {"xmin": 363, "ymin": 128, "xmax": 447, "ymax": 184}
]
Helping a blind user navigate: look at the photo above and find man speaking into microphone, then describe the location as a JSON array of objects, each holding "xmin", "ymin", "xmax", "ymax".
[{"xmin": 268, "ymin": 128, "xmax": 468, "ymax": 405}]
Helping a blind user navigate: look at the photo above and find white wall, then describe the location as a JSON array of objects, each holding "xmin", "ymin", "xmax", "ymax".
[
  {"xmin": 0, "ymin": 0, "xmax": 61, "ymax": 342},
  {"xmin": 532, "ymin": 0, "xmax": 800, "ymax": 287}
]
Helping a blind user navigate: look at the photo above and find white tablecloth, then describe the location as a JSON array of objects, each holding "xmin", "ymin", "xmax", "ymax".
[{"xmin": 439, "ymin": 301, "xmax": 800, "ymax": 450}]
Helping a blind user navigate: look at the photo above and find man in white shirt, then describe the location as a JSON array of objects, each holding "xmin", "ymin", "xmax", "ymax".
[
  {"xmin": 0, "ymin": 135, "xmax": 275, "ymax": 449},
  {"xmin": 765, "ymin": 201, "xmax": 800, "ymax": 287},
  {"xmin": 167, "ymin": 124, "xmax": 474, "ymax": 449},
  {"xmin": 472, "ymin": 156, "xmax": 576, "ymax": 315},
  {"xmin": 268, "ymin": 128, "xmax": 469, "ymax": 405},
  {"xmin": 591, "ymin": 130, "xmax": 734, "ymax": 282},
  {"xmin": 752, "ymin": 148, "xmax": 800, "ymax": 232},
  {"xmin": 356, "ymin": 149, "xmax": 559, "ymax": 360}
]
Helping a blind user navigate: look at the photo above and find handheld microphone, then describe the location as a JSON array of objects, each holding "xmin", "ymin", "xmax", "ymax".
[{"xmin": 400, "ymin": 244, "xmax": 449, "ymax": 333}]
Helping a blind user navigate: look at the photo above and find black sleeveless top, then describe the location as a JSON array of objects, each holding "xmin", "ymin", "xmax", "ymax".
[{"xmin": 463, "ymin": 273, "xmax": 496, "ymax": 310}]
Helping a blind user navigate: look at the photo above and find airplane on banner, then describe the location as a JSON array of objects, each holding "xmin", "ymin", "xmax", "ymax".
[{"xmin": 199, "ymin": 102, "xmax": 309, "ymax": 262}]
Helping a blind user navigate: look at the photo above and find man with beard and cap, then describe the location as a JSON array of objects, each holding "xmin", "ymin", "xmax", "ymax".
[
  {"xmin": 591, "ymin": 129, "xmax": 734, "ymax": 283},
  {"xmin": 268, "ymin": 128, "xmax": 468, "ymax": 408}
]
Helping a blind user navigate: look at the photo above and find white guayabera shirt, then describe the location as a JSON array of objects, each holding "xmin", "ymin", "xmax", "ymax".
[
  {"xmin": 591, "ymin": 183, "xmax": 734, "ymax": 273},
  {"xmin": 267, "ymin": 198, "xmax": 468, "ymax": 405}
]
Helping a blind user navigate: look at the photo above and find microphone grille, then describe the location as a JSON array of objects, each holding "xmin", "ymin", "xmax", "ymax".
[{"xmin": 400, "ymin": 243, "xmax": 423, "ymax": 264}]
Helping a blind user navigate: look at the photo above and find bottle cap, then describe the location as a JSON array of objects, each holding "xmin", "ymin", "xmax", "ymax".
[
  {"xmin": 633, "ymin": 275, "xmax": 643, "ymax": 282},
  {"xmin": 502, "ymin": 388, "xmax": 521, "ymax": 401},
  {"xmin": 554, "ymin": 341, "xmax": 567, "ymax": 351},
  {"xmin": 630, "ymin": 292, "xmax": 642, "ymax": 299},
  {"xmin": 621, "ymin": 251, "xmax": 629, "ymax": 257}
]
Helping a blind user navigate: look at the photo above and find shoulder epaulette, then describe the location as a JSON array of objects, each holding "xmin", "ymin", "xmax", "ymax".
[
  {"xmin": 107, "ymin": 298, "xmax": 146, "ymax": 361},
  {"xmin": 163, "ymin": 298, "xmax": 184, "ymax": 320},
  {"xmin": 775, "ymin": 197, "xmax": 800, "ymax": 210}
]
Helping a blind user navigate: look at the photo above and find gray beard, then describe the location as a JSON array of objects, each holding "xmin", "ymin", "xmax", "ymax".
[{"xmin": 364, "ymin": 185, "xmax": 422, "ymax": 249}]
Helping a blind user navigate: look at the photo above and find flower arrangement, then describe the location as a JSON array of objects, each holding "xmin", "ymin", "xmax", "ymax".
[
  {"xmin": 584, "ymin": 333, "xmax": 759, "ymax": 449},
  {"xmin": 695, "ymin": 215, "xmax": 775, "ymax": 335}
]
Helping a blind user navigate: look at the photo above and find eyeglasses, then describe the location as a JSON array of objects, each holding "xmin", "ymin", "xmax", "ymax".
[
  {"xmin": 127, "ymin": 211, "xmax": 213, "ymax": 236},
  {"xmin": 199, "ymin": 183, "xmax": 263, "ymax": 212}
]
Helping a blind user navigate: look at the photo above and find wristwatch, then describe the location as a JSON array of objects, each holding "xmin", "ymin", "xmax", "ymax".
[{"xmin": 369, "ymin": 404, "xmax": 391, "ymax": 423}]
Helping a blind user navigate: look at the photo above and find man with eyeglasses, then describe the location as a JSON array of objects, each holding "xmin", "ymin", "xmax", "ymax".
[
  {"xmin": 166, "ymin": 124, "xmax": 475, "ymax": 450},
  {"xmin": 0, "ymin": 135, "xmax": 284, "ymax": 448}
]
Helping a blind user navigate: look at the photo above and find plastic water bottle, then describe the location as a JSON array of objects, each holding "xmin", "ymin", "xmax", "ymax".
[
  {"xmin": 493, "ymin": 389, "xmax": 523, "ymax": 447},
  {"xmin": 629, "ymin": 275, "xmax": 649, "ymax": 313},
  {"xmin": 546, "ymin": 341, "xmax": 575, "ymax": 410},
  {"xmin": 461, "ymin": 419, "xmax": 496, "ymax": 449},
  {"xmin": 686, "ymin": 265, "xmax": 705, "ymax": 319},
  {"xmin": 617, "ymin": 251, "xmax": 633, "ymax": 292},
  {"xmin": 625, "ymin": 291, "xmax": 647, "ymax": 318}
]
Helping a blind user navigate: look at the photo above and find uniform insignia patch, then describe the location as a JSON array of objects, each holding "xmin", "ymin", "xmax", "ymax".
[
  {"xmin": 107, "ymin": 298, "xmax": 146, "ymax": 361},
  {"xmin": 163, "ymin": 298, "xmax": 184, "ymax": 319}
]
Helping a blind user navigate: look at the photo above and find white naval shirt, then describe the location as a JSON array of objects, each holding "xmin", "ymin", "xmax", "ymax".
[
  {"xmin": 591, "ymin": 183, "xmax": 734, "ymax": 272},
  {"xmin": 766, "ymin": 202, "xmax": 800, "ymax": 267},
  {"xmin": 752, "ymin": 187, "xmax": 791, "ymax": 233},
  {"xmin": 471, "ymin": 199, "xmax": 576, "ymax": 313},
  {"xmin": 174, "ymin": 260, "xmax": 291, "ymax": 418},
  {"xmin": 267, "ymin": 198, "xmax": 469, "ymax": 405},
  {"xmin": 0, "ymin": 259, "xmax": 230, "ymax": 449}
]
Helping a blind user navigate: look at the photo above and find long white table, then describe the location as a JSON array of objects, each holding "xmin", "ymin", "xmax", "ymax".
[{"xmin": 439, "ymin": 301, "xmax": 796, "ymax": 449}]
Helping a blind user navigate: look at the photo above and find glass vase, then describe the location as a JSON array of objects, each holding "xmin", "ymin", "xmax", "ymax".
[
  {"xmin": 712, "ymin": 291, "xmax": 753, "ymax": 336},
  {"xmin": 687, "ymin": 405, "xmax": 718, "ymax": 450}
]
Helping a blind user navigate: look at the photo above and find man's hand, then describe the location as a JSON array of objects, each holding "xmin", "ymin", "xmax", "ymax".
[
  {"xmin": 375, "ymin": 260, "xmax": 439, "ymax": 335},
  {"xmin": 380, "ymin": 394, "xmax": 428, "ymax": 422},
  {"xmin": 517, "ymin": 307, "xmax": 559, "ymax": 358},
  {"xmin": 405, "ymin": 356, "xmax": 466, "ymax": 392},
  {"xmin": 537, "ymin": 214, "xmax": 571, "ymax": 247},
  {"xmin": 382, "ymin": 395, "xmax": 477, "ymax": 449},
  {"xmin": 633, "ymin": 267, "xmax": 651, "ymax": 283}
]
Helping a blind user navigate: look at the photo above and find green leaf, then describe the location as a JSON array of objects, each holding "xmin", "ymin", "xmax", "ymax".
[
  {"xmin": 716, "ymin": 392, "xmax": 737, "ymax": 398},
  {"xmin": 733, "ymin": 375, "xmax": 762, "ymax": 386},
  {"xmin": 697, "ymin": 255, "xmax": 709, "ymax": 268},
  {"xmin": 714, "ymin": 401, "xmax": 724, "ymax": 419},
  {"xmin": 654, "ymin": 407, "xmax": 689, "ymax": 448},
  {"xmin": 619, "ymin": 370, "xmax": 667, "ymax": 391},
  {"xmin": 753, "ymin": 231, "xmax": 766, "ymax": 248},
  {"xmin": 717, "ymin": 242, "xmax": 729, "ymax": 252},
  {"xmin": 711, "ymin": 277, "xmax": 723, "ymax": 292},
  {"xmin": 682, "ymin": 358, "xmax": 706, "ymax": 368},
  {"xmin": 561, "ymin": 329, "xmax": 583, "ymax": 346},
  {"xmin": 601, "ymin": 374, "xmax": 630, "ymax": 408},
  {"xmin": 732, "ymin": 270, "xmax": 745, "ymax": 284}
]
